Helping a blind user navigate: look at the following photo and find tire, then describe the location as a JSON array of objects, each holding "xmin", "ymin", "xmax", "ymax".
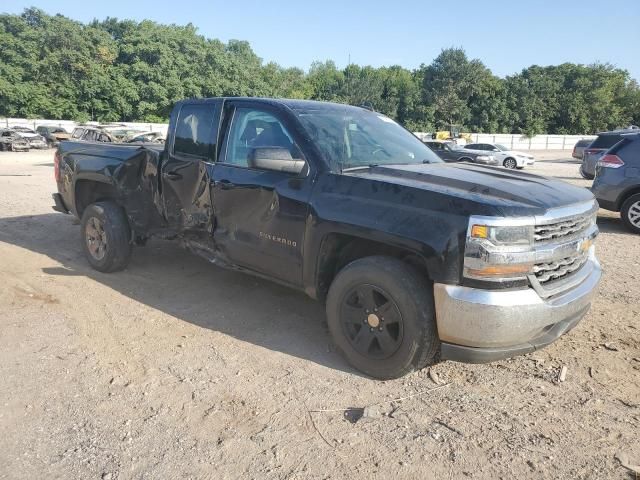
[
  {"xmin": 503, "ymin": 157, "xmax": 517, "ymax": 169},
  {"xmin": 80, "ymin": 201, "xmax": 132, "ymax": 272},
  {"xmin": 579, "ymin": 166, "xmax": 594, "ymax": 180},
  {"xmin": 620, "ymin": 194, "xmax": 640, "ymax": 234},
  {"xmin": 459, "ymin": 157, "xmax": 473, "ymax": 163},
  {"xmin": 326, "ymin": 256, "xmax": 440, "ymax": 379}
]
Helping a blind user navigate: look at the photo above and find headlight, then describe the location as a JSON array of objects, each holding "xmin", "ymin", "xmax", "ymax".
[
  {"xmin": 464, "ymin": 216, "xmax": 535, "ymax": 282},
  {"xmin": 470, "ymin": 223, "xmax": 533, "ymax": 246}
]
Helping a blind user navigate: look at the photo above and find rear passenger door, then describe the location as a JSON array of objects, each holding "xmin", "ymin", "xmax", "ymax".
[{"xmin": 161, "ymin": 100, "xmax": 221, "ymax": 234}]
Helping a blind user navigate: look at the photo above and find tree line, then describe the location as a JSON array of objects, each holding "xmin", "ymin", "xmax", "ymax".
[{"xmin": 1, "ymin": 8, "xmax": 639, "ymax": 135}]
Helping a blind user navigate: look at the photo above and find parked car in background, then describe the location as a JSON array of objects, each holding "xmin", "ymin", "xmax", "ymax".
[
  {"xmin": 36, "ymin": 125, "xmax": 71, "ymax": 147},
  {"xmin": 0, "ymin": 129, "xmax": 30, "ymax": 151},
  {"xmin": 463, "ymin": 143, "xmax": 535, "ymax": 169},
  {"xmin": 591, "ymin": 132, "xmax": 640, "ymax": 233},
  {"xmin": 10, "ymin": 126, "xmax": 48, "ymax": 149},
  {"xmin": 125, "ymin": 132, "xmax": 165, "ymax": 144},
  {"xmin": 580, "ymin": 128, "xmax": 639, "ymax": 179},
  {"xmin": 71, "ymin": 126, "xmax": 116, "ymax": 143},
  {"xmin": 101, "ymin": 127, "xmax": 146, "ymax": 141},
  {"xmin": 572, "ymin": 139, "xmax": 592, "ymax": 160},
  {"xmin": 424, "ymin": 140, "xmax": 496, "ymax": 164}
]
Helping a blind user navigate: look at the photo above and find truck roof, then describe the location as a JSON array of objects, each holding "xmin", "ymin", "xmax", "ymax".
[{"xmin": 176, "ymin": 97, "xmax": 371, "ymax": 114}]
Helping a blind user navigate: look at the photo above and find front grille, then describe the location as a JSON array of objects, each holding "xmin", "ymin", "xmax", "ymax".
[
  {"xmin": 535, "ymin": 214, "xmax": 593, "ymax": 243},
  {"xmin": 533, "ymin": 253, "xmax": 588, "ymax": 284}
]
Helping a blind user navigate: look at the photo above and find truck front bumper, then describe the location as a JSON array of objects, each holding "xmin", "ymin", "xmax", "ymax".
[{"xmin": 434, "ymin": 257, "xmax": 601, "ymax": 363}]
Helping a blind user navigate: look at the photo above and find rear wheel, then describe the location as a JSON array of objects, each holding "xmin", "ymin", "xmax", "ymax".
[
  {"xmin": 81, "ymin": 201, "xmax": 132, "ymax": 272},
  {"xmin": 326, "ymin": 256, "xmax": 440, "ymax": 379},
  {"xmin": 621, "ymin": 194, "xmax": 640, "ymax": 234},
  {"xmin": 503, "ymin": 158, "xmax": 517, "ymax": 169}
]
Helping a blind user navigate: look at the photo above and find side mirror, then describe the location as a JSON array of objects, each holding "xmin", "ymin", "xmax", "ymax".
[{"xmin": 249, "ymin": 147, "xmax": 305, "ymax": 174}]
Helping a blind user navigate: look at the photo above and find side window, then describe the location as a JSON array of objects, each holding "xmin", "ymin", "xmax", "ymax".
[
  {"xmin": 466, "ymin": 144, "xmax": 478, "ymax": 149},
  {"xmin": 222, "ymin": 107, "xmax": 302, "ymax": 167},
  {"xmin": 173, "ymin": 104, "xmax": 216, "ymax": 160},
  {"xmin": 71, "ymin": 128, "xmax": 83, "ymax": 139}
]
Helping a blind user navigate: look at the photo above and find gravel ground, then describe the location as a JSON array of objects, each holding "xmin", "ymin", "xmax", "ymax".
[{"xmin": 0, "ymin": 150, "xmax": 638, "ymax": 480}]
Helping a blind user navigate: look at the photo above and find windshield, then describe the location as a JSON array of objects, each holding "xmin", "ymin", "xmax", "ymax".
[
  {"xmin": 495, "ymin": 144, "xmax": 509, "ymax": 151},
  {"xmin": 296, "ymin": 108, "xmax": 442, "ymax": 171}
]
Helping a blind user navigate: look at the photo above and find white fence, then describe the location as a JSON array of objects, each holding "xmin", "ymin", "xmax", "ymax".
[
  {"xmin": 414, "ymin": 132, "xmax": 596, "ymax": 150},
  {"xmin": 0, "ymin": 118, "xmax": 169, "ymax": 136},
  {"xmin": 2, "ymin": 117, "xmax": 594, "ymax": 150}
]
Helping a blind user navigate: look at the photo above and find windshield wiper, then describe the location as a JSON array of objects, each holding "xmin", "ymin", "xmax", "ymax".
[
  {"xmin": 342, "ymin": 164, "xmax": 379, "ymax": 172},
  {"xmin": 342, "ymin": 162, "xmax": 419, "ymax": 172}
]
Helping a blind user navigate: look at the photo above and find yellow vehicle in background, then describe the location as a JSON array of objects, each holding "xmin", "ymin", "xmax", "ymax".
[{"xmin": 432, "ymin": 124, "xmax": 471, "ymax": 145}]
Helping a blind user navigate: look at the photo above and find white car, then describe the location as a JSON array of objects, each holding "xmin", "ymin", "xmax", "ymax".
[
  {"xmin": 10, "ymin": 126, "xmax": 48, "ymax": 149},
  {"xmin": 463, "ymin": 143, "xmax": 535, "ymax": 169}
]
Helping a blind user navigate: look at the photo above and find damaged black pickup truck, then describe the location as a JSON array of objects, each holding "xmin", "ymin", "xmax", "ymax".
[{"xmin": 53, "ymin": 98, "xmax": 601, "ymax": 379}]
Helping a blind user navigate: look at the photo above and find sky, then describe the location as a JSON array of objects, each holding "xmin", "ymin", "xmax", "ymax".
[{"xmin": 4, "ymin": 0, "xmax": 640, "ymax": 81}]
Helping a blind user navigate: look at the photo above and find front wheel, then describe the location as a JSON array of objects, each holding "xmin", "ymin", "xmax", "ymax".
[
  {"xmin": 81, "ymin": 201, "xmax": 132, "ymax": 272},
  {"xmin": 326, "ymin": 256, "xmax": 440, "ymax": 379},
  {"xmin": 621, "ymin": 194, "xmax": 640, "ymax": 234},
  {"xmin": 503, "ymin": 158, "xmax": 517, "ymax": 169}
]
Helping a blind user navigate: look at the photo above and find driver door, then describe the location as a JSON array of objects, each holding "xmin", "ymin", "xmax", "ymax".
[{"xmin": 210, "ymin": 101, "xmax": 314, "ymax": 286}]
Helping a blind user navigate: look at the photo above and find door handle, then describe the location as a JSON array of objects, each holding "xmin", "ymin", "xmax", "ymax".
[{"xmin": 163, "ymin": 171, "xmax": 182, "ymax": 180}]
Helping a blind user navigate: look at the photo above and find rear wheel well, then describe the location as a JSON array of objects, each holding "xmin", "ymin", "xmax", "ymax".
[
  {"xmin": 74, "ymin": 180, "xmax": 119, "ymax": 217},
  {"xmin": 315, "ymin": 233, "xmax": 429, "ymax": 302},
  {"xmin": 618, "ymin": 186, "xmax": 640, "ymax": 210}
]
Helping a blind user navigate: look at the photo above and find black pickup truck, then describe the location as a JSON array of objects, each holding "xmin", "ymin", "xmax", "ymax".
[{"xmin": 53, "ymin": 98, "xmax": 601, "ymax": 379}]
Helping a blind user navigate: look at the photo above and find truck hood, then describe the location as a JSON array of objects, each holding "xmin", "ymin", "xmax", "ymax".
[{"xmin": 344, "ymin": 162, "xmax": 594, "ymax": 214}]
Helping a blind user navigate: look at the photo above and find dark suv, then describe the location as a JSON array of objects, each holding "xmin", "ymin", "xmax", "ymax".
[
  {"xmin": 581, "ymin": 128, "xmax": 639, "ymax": 179},
  {"xmin": 591, "ymin": 133, "xmax": 640, "ymax": 233}
]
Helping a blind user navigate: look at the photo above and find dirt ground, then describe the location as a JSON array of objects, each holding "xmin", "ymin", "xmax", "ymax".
[{"xmin": 0, "ymin": 149, "xmax": 638, "ymax": 480}]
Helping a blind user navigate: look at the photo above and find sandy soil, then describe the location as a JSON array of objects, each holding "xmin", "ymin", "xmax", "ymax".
[{"xmin": 0, "ymin": 150, "xmax": 638, "ymax": 480}]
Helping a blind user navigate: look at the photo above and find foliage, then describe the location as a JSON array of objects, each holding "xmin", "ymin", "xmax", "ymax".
[{"xmin": 1, "ymin": 9, "xmax": 638, "ymax": 133}]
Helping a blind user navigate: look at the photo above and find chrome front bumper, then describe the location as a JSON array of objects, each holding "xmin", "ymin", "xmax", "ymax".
[{"xmin": 434, "ymin": 255, "xmax": 601, "ymax": 363}]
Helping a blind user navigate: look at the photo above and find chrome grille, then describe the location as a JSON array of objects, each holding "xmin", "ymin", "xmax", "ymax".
[
  {"xmin": 535, "ymin": 213, "xmax": 593, "ymax": 243},
  {"xmin": 533, "ymin": 253, "xmax": 588, "ymax": 284}
]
